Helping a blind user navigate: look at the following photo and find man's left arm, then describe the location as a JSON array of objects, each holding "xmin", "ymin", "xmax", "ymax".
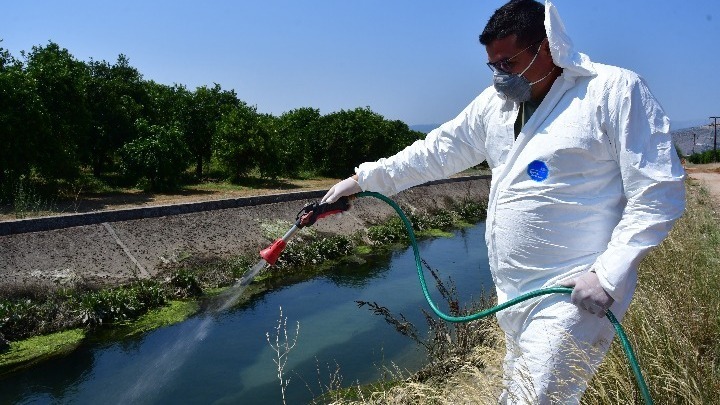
[
  {"xmin": 596, "ymin": 75, "xmax": 686, "ymax": 303},
  {"xmin": 564, "ymin": 74, "xmax": 686, "ymax": 315}
]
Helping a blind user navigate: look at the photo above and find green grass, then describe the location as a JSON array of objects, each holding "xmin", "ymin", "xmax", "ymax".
[{"xmin": 185, "ymin": 181, "xmax": 254, "ymax": 192}]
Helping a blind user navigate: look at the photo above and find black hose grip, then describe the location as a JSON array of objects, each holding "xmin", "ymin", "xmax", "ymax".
[{"xmin": 295, "ymin": 196, "xmax": 351, "ymax": 228}]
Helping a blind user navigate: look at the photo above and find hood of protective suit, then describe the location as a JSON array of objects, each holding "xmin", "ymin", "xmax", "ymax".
[{"xmin": 544, "ymin": 1, "xmax": 595, "ymax": 77}]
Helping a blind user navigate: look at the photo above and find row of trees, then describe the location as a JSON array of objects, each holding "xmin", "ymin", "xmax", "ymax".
[{"xmin": 0, "ymin": 41, "xmax": 424, "ymax": 192}]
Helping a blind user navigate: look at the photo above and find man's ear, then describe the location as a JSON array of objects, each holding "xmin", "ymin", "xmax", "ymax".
[{"xmin": 541, "ymin": 38, "xmax": 552, "ymax": 57}]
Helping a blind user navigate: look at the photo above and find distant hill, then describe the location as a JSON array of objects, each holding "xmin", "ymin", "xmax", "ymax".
[
  {"xmin": 673, "ymin": 118, "xmax": 710, "ymax": 130},
  {"xmin": 672, "ymin": 124, "xmax": 718, "ymax": 156}
]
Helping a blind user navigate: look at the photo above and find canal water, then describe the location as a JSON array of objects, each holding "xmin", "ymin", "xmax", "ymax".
[{"xmin": 0, "ymin": 223, "xmax": 492, "ymax": 404}]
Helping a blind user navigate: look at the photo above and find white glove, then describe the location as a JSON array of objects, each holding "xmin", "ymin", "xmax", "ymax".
[
  {"xmin": 321, "ymin": 177, "xmax": 362, "ymax": 204},
  {"xmin": 560, "ymin": 271, "xmax": 614, "ymax": 317}
]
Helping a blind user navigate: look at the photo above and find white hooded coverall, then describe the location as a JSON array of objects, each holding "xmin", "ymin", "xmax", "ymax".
[{"xmin": 354, "ymin": 2, "xmax": 686, "ymax": 403}]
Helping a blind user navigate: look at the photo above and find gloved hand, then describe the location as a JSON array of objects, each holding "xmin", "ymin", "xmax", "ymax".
[
  {"xmin": 321, "ymin": 176, "xmax": 362, "ymax": 204},
  {"xmin": 560, "ymin": 271, "xmax": 614, "ymax": 317}
]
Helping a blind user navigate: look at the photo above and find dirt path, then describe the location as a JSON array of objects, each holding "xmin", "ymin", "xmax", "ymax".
[
  {"xmin": 0, "ymin": 178, "xmax": 341, "ymax": 222},
  {"xmin": 684, "ymin": 163, "xmax": 720, "ymax": 202}
]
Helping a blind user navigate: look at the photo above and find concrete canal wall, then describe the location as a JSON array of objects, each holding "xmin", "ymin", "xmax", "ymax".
[{"xmin": 0, "ymin": 176, "xmax": 491, "ymax": 292}]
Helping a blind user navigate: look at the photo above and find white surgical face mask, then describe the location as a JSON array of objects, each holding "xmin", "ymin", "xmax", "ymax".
[{"xmin": 492, "ymin": 45, "xmax": 542, "ymax": 103}]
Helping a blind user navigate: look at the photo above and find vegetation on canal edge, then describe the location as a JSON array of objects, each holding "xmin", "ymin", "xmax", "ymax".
[
  {"xmin": 0, "ymin": 198, "xmax": 487, "ymax": 374},
  {"xmin": 321, "ymin": 182, "xmax": 720, "ymax": 404}
]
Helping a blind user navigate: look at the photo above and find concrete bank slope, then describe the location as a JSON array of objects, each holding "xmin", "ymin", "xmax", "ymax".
[{"xmin": 0, "ymin": 176, "xmax": 490, "ymax": 292}]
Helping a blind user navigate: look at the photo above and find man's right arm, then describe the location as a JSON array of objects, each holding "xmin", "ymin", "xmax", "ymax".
[{"xmin": 323, "ymin": 95, "xmax": 490, "ymax": 203}]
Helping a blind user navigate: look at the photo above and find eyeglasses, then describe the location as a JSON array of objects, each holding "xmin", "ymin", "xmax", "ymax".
[{"xmin": 486, "ymin": 39, "xmax": 545, "ymax": 74}]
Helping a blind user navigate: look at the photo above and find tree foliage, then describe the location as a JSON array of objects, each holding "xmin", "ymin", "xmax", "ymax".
[
  {"xmin": 213, "ymin": 102, "xmax": 265, "ymax": 179},
  {"xmin": 186, "ymin": 84, "xmax": 239, "ymax": 177},
  {"xmin": 0, "ymin": 47, "xmax": 47, "ymax": 183},
  {"xmin": 0, "ymin": 40, "xmax": 427, "ymax": 195},
  {"xmin": 312, "ymin": 107, "xmax": 423, "ymax": 176},
  {"xmin": 24, "ymin": 42, "xmax": 90, "ymax": 180},
  {"xmin": 119, "ymin": 120, "xmax": 191, "ymax": 190},
  {"xmin": 86, "ymin": 55, "xmax": 145, "ymax": 176},
  {"xmin": 275, "ymin": 107, "xmax": 321, "ymax": 176}
]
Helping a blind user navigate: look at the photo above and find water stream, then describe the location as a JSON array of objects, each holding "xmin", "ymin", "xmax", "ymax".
[{"xmin": 0, "ymin": 223, "xmax": 491, "ymax": 404}]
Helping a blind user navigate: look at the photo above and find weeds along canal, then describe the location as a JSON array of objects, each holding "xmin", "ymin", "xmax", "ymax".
[{"xmin": 0, "ymin": 222, "xmax": 491, "ymax": 405}]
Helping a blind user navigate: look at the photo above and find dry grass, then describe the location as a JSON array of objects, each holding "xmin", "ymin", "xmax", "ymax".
[
  {"xmin": 584, "ymin": 181, "xmax": 720, "ymax": 404},
  {"xmin": 331, "ymin": 180, "xmax": 720, "ymax": 404},
  {"xmin": 328, "ymin": 326, "xmax": 506, "ymax": 405}
]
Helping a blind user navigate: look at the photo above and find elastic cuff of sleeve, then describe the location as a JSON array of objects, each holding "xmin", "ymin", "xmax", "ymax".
[
  {"xmin": 353, "ymin": 167, "xmax": 365, "ymax": 192},
  {"xmin": 592, "ymin": 262, "xmax": 620, "ymax": 302}
]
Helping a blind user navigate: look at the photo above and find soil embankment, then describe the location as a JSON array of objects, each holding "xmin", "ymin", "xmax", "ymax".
[{"xmin": 0, "ymin": 176, "xmax": 490, "ymax": 293}]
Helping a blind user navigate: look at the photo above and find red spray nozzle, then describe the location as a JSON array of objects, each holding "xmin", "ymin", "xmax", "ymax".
[{"xmin": 259, "ymin": 238, "xmax": 287, "ymax": 266}]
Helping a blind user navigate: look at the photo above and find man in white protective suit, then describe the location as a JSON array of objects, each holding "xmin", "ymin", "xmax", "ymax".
[{"xmin": 321, "ymin": 0, "xmax": 686, "ymax": 403}]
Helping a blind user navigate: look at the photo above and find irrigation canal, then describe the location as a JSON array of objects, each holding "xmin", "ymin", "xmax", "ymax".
[{"xmin": 1, "ymin": 222, "xmax": 492, "ymax": 404}]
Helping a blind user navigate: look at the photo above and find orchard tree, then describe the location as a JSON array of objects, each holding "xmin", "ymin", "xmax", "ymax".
[
  {"xmin": 0, "ymin": 48, "xmax": 42, "ymax": 183},
  {"xmin": 383, "ymin": 119, "xmax": 424, "ymax": 155},
  {"xmin": 86, "ymin": 55, "xmax": 145, "ymax": 176},
  {"xmin": 119, "ymin": 120, "xmax": 191, "ymax": 190},
  {"xmin": 143, "ymin": 81, "xmax": 191, "ymax": 130},
  {"xmin": 312, "ymin": 107, "xmax": 386, "ymax": 176},
  {"xmin": 256, "ymin": 113, "xmax": 283, "ymax": 179},
  {"xmin": 213, "ymin": 102, "xmax": 265, "ymax": 179},
  {"xmin": 186, "ymin": 84, "xmax": 239, "ymax": 178},
  {"xmin": 275, "ymin": 107, "xmax": 321, "ymax": 176},
  {"xmin": 24, "ymin": 41, "xmax": 90, "ymax": 180},
  {"xmin": 309, "ymin": 107, "xmax": 423, "ymax": 176}
]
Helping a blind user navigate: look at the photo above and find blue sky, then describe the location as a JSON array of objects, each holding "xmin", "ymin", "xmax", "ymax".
[{"xmin": 1, "ymin": 1, "xmax": 718, "ymax": 129}]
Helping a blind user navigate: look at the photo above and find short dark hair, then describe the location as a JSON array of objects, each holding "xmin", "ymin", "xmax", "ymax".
[{"xmin": 479, "ymin": 0, "xmax": 546, "ymax": 48}]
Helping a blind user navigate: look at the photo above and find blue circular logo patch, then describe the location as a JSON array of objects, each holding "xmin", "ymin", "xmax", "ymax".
[{"xmin": 527, "ymin": 160, "xmax": 549, "ymax": 182}]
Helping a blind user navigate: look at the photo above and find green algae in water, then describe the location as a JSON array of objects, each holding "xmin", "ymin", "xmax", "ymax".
[
  {"xmin": 0, "ymin": 300, "xmax": 199, "ymax": 375},
  {"xmin": 417, "ymin": 229, "xmax": 455, "ymax": 238},
  {"xmin": 0, "ymin": 328, "xmax": 85, "ymax": 375},
  {"xmin": 119, "ymin": 300, "xmax": 200, "ymax": 337},
  {"xmin": 96, "ymin": 300, "xmax": 200, "ymax": 341}
]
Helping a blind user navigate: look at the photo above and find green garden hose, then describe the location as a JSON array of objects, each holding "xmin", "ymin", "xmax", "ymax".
[{"xmin": 357, "ymin": 191, "xmax": 653, "ymax": 405}]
